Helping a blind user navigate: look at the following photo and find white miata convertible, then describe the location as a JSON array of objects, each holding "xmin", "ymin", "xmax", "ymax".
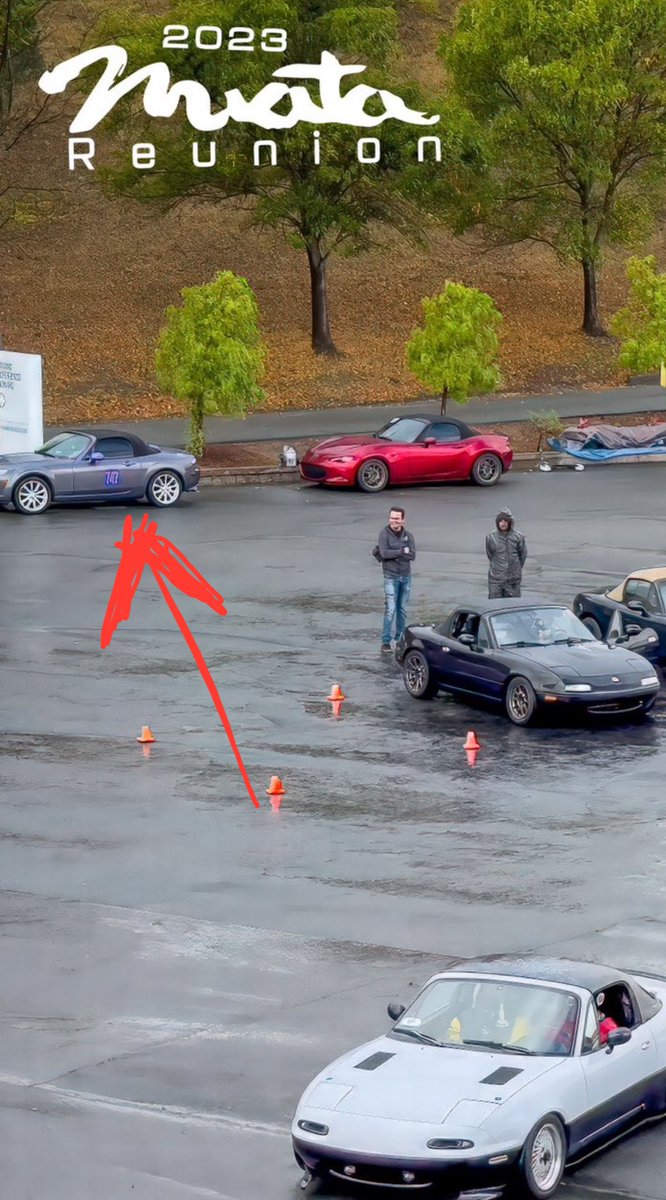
[{"xmin": 292, "ymin": 958, "xmax": 666, "ymax": 1196}]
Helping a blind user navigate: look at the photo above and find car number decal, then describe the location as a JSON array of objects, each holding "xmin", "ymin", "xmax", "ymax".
[{"xmin": 104, "ymin": 470, "xmax": 121, "ymax": 486}]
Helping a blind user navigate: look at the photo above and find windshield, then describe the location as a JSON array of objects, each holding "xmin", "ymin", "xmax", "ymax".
[
  {"xmin": 489, "ymin": 607, "xmax": 595, "ymax": 648},
  {"xmin": 375, "ymin": 418, "xmax": 429, "ymax": 444},
  {"xmin": 391, "ymin": 977, "xmax": 579, "ymax": 1057},
  {"xmin": 36, "ymin": 433, "xmax": 90, "ymax": 460}
]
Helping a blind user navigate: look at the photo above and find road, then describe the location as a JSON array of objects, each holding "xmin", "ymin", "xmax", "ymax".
[
  {"xmin": 45, "ymin": 381, "xmax": 666, "ymax": 447},
  {"xmin": 1, "ymin": 467, "xmax": 665, "ymax": 1199}
]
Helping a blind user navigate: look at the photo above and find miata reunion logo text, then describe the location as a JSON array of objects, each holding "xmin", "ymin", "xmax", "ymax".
[{"xmin": 38, "ymin": 24, "xmax": 444, "ymax": 172}]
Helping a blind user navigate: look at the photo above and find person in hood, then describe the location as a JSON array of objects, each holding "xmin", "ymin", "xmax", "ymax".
[{"xmin": 485, "ymin": 509, "xmax": 527, "ymax": 598}]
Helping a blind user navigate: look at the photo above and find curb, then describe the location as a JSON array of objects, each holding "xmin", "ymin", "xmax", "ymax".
[{"xmin": 198, "ymin": 450, "xmax": 666, "ymax": 487}]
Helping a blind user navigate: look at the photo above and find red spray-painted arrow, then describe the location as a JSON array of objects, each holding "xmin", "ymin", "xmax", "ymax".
[{"xmin": 100, "ymin": 513, "xmax": 259, "ymax": 809}]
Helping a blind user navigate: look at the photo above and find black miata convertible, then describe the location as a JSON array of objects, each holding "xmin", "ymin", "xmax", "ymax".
[
  {"xmin": 395, "ymin": 599, "xmax": 660, "ymax": 725},
  {"xmin": 573, "ymin": 568, "xmax": 666, "ymax": 662}
]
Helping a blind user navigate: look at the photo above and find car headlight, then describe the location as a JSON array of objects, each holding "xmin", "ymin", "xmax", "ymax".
[
  {"xmin": 427, "ymin": 1139, "xmax": 475, "ymax": 1150},
  {"xmin": 297, "ymin": 1120, "xmax": 329, "ymax": 1136},
  {"xmin": 641, "ymin": 676, "xmax": 659, "ymax": 686},
  {"xmin": 564, "ymin": 683, "xmax": 592, "ymax": 692}
]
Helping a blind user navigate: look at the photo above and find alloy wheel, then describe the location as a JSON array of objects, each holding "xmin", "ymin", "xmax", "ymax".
[
  {"xmin": 15, "ymin": 478, "xmax": 50, "ymax": 514},
  {"xmin": 530, "ymin": 1122, "xmax": 565, "ymax": 1194},
  {"xmin": 149, "ymin": 472, "xmax": 181, "ymax": 506}
]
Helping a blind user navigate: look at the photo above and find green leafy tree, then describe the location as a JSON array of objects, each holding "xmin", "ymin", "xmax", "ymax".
[
  {"xmin": 611, "ymin": 256, "xmax": 666, "ymax": 376},
  {"xmin": 155, "ymin": 270, "xmax": 266, "ymax": 456},
  {"xmin": 442, "ymin": 0, "xmax": 666, "ymax": 337},
  {"xmin": 406, "ymin": 281, "xmax": 502, "ymax": 415},
  {"xmin": 90, "ymin": 0, "xmax": 472, "ymax": 356}
]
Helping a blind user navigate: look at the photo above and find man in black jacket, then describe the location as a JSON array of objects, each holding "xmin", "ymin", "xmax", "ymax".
[
  {"xmin": 375, "ymin": 507, "xmax": 416, "ymax": 652},
  {"xmin": 485, "ymin": 509, "xmax": 527, "ymax": 598}
]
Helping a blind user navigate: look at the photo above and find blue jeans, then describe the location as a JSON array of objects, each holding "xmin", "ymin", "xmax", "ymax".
[{"xmin": 382, "ymin": 576, "xmax": 412, "ymax": 644}]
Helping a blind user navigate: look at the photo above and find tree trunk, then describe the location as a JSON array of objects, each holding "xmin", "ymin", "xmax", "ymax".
[
  {"xmin": 188, "ymin": 396, "xmax": 205, "ymax": 458},
  {"xmin": 306, "ymin": 239, "xmax": 339, "ymax": 356},
  {"xmin": 582, "ymin": 258, "xmax": 607, "ymax": 337},
  {"xmin": 440, "ymin": 386, "xmax": 448, "ymax": 416}
]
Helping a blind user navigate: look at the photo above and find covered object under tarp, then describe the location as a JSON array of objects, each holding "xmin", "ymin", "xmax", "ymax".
[{"xmin": 548, "ymin": 422, "xmax": 666, "ymax": 462}]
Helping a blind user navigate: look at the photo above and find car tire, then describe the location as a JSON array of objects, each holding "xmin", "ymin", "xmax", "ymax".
[
  {"xmin": 12, "ymin": 476, "xmax": 52, "ymax": 515},
  {"xmin": 581, "ymin": 615, "xmax": 603, "ymax": 639},
  {"xmin": 505, "ymin": 675, "xmax": 537, "ymax": 725},
  {"xmin": 357, "ymin": 459, "xmax": 389, "ymax": 493},
  {"xmin": 515, "ymin": 1114, "xmax": 567, "ymax": 1198},
  {"xmin": 471, "ymin": 453, "xmax": 502, "ymax": 486},
  {"xmin": 147, "ymin": 470, "xmax": 183, "ymax": 507},
  {"xmin": 403, "ymin": 649, "xmax": 439, "ymax": 699}
]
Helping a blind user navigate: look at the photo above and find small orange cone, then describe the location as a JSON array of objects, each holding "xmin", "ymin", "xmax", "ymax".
[
  {"xmin": 266, "ymin": 775, "xmax": 286, "ymax": 797},
  {"xmin": 327, "ymin": 683, "xmax": 345, "ymax": 702},
  {"xmin": 137, "ymin": 725, "xmax": 156, "ymax": 744},
  {"xmin": 465, "ymin": 747, "xmax": 479, "ymax": 768},
  {"xmin": 463, "ymin": 730, "xmax": 480, "ymax": 751}
]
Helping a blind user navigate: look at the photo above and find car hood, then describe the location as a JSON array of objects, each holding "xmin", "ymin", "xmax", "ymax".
[
  {"xmin": 303, "ymin": 1036, "xmax": 563, "ymax": 1124},
  {"xmin": 307, "ymin": 435, "xmax": 386, "ymax": 457},
  {"xmin": 0, "ymin": 453, "xmax": 52, "ymax": 467},
  {"xmin": 507, "ymin": 642, "xmax": 650, "ymax": 676}
]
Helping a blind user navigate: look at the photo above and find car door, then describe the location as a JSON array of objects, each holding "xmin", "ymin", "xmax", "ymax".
[
  {"xmin": 621, "ymin": 579, "xmax": 664, "ymax": 633},
  {"xmin": 74, "ymin": 436, "xmax": 145, "ymax": 498},
  {"xmin": 577, "ymin": 998, "xmax": 657, "ymax": 1144},
  {"xmin": 416, "ymin": 421, "xmax": 468, "ymax": 481},
  {"xmin": 437, "ymin": 613, "xmax": 507, "ymax": 699}
]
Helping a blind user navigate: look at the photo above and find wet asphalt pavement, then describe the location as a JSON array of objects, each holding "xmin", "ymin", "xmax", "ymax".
[{"xmin": 1, "ymin": 466, "xmax": 666, "ymax": 1199}]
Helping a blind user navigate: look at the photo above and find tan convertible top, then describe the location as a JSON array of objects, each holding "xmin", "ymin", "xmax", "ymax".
[{"xmin": 607, "ymin": 567, "xmax": 666, "ymax": 600}]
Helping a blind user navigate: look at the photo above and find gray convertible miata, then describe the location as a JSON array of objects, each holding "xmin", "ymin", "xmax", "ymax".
[
  {"xmin": 293, "ymin": 957, "xmax": 666, "ymax": 1197},
  {"xmin": 0, "ymin": 428, "xmax": 200, "ymax": 514}
]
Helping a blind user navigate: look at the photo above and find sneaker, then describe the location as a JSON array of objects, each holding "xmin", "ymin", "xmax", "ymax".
[{"xmin": 381, "ymin": 643, "xmax": 393, "ymax": 653}]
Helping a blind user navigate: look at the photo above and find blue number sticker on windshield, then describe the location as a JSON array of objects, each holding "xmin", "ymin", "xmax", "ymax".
[{"xmin": 105, "ymin": 470, "xmax": 121, "ymax": 487}]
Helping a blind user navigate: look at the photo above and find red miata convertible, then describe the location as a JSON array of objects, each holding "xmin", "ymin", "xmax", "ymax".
[{"xmin": 299, "ymin": 414, "xmax": 513, "ymax": 492}]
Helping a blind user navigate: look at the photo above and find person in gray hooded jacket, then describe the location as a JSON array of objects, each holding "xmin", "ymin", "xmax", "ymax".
[{"xmin": 485, "ymin": 509, "xmax": 527, "ymax": 598}]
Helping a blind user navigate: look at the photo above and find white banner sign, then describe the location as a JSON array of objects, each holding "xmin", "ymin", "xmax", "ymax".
[{"xmin": 0, "ymin": 351, "xmax": 44, "ymax": 454}]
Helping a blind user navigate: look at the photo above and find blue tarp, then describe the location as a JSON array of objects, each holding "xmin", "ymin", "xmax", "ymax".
[{"xmin": 547, "ymin": 438, "xmax": 666, "ymax": 462}]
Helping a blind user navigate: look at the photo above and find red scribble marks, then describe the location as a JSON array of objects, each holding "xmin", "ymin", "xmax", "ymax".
[{"xmin": 101, "ymin": 514, "xmax": 260, "ymax": 809}]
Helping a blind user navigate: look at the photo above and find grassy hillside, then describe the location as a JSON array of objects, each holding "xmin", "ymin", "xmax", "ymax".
[{"xmin": 1, "ymin": 1, "xmax": 657, "ymax": 425}]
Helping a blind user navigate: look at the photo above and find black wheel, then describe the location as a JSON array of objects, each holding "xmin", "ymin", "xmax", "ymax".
[
  {"xmin": 13, "ymin": 476, "xmax": 52, "ymax": 515},
  {"xmin": 147, "ymin": 470, "xmax": 183, "ymax": 507},
  {"xmin": 403, "ymin": 649, "xmax": 438, "ymax": 699},
  {"xmin": 505, "ymin": 675, "xmax": 537, "ymax": 725},
  {"xmin": 357, "ymin": 459, "xmax": 389, "ymax": 493},
  {"xmin": 471, "ymin": 453, "xmax": 502, "ymax": 486},
  {"xmin": 581, "ymin": 615, "xmax": 603, "ymax": 639},
  {"xmin": 516, "ymin": 1115, "xmax": 566, "ymax": 1198}
]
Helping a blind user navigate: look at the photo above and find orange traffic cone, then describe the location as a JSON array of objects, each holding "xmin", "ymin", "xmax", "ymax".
[
  {"xmin": 327, "ymin": 683, "xmax": 345, "ymax": 702},
  {"xmin": 463, "ymin": 730, "xmax": 480, "ymax": 751},
  {"xmin": 266, "ymin": 775, "xmax": 286, "ymax": 797},
  {"xmin": 137, "ymin": 725, "xmax": 156, "ymax": 744},
  {"xmin": 465, "ymin": 747, "xmax": 479, "ymax": 768}
]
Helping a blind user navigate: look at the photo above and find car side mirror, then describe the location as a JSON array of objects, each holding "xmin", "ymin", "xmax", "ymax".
[
  {"xmin": 423, "ymin": 437, "xmax": 436, "ymax": 447},
  {"xmin": 387, "ymin": 1002, "xmax": 405, "ymax": 1022},
  {"xmin": 458, "ymin": 633, "xmax": 475, "ymax": 647},
  {"xmin": 605, "ymin": 1027, "xmax": 631, "ymax": 1053},
  {"xmin": 90, "ymin": 451, "xmax": 104, "ymax": 462}
]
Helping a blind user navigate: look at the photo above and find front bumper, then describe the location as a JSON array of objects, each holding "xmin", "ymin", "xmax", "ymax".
[
  {"xmin": 535, "ymin": 683, "xmax": 659, "ymax": 716},
  {"xmin": 300, "ymin": 461, "xmax": 355, "ymax": 487},
  {"xmin": 293, "ymin": 1136, "xmax": 521, "ymax": 1191}
]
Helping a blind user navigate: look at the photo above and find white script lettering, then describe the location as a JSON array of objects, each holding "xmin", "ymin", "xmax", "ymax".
[{"xmin": 40, "ymin": 47, "xmax": 440, "ymax": 134}]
